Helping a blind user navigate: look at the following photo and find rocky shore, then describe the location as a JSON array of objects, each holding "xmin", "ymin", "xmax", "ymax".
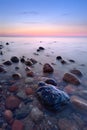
[{"xmin": 0, "ymin": 42, "xmax": 87, "ymax": 130}]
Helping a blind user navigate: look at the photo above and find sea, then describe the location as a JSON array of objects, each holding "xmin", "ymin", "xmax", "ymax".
[{"xmin": 0, "ymin": 36, "xmax": 87, "ymax": 129}]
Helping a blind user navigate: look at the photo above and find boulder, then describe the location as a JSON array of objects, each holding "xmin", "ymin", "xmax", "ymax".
[
  {"xmin": 11, "ymin": 56, "xmax": 19, "ymax": 63},
  {"xmin": 43, "ymin": 63, "xmax": 54, "ymax": 73},
  {"xmin": 5, "ymin": 96, "xmax": 21, "ymax": 110},
  {"xmin": 36, "ymin": 83, "xmax": 70, "ymax": 111},
  {"xmin": 63, "ymin": 73, "xmax": 80, "ymax": 85}
]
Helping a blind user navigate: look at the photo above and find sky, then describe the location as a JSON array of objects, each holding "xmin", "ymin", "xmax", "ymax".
[{"xmin": 0, "ymin": 0, "xmax": 87, "ymax": 37}]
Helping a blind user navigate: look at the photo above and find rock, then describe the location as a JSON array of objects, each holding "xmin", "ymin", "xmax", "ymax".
[
  {"xmin": 70, "ymin": 96, "xmax": 87, "ymax": 112},
  {"xmin": 12, "ymin": 73, "xmax": 22, "ymax": 80},
  {"xmin": 0, "ymin": 66, "xmax": 5, "ymax": 73},
  {"xmin": 17, "ymin": 91, "xmax": 27, "ymax": 100},
  {"xmin": 3, "ymin": 61, "xmax": 12, "ymax": 65},
  {"xmin": 70, "ymin": 69, "xmax": 82, "ymax": 77},
  {"xmin": 30, "ymin": 107, "xmax": 43, "ymax": 122},
  {"xmin": 58, "ymin": 118, "xmax": 79, "ymax": 130},
  {"xmin": 8, "ymin": 86, "xmax": 18, "ymax": 92},
  {"xmin": 64, "ymin": 85, "xmax": 76, "ymax": 94},
  {"xmin": 61, "ymin": 60, "xmax": 67, "ymax": 64},
  {"xmin": 6, "ymin": 42, "xmax": 9, "ymax": 45},
  {"xmin": 36, "ymin": 83, "xmax": 70, "ymax": 111},
  {"xmin": 56, "ymin": 56, "xmax": 62, "ymax": 60},
  {"xmin": 15, "ymin": 104, "xmax": 32, "ymax": 119},
  {"xmin": 39, "ymin": 46, "xmax": 45, "ymax": 50},
  {"xmin": 0, "ymin": 51, "xmax": 3, "ymax": 55},
  {"xmin": 5, "ymin": 96, "xmax": 21, "ymax": 110},
  {"xmin": 15, "ymin": 66, "xmax": 19, "ymax": 70},
  {"xmin": 26, "ymin": 71, "xmax": 34, "ymax": 77},
  {"xmin": 30, "ymin": 58, "xmax": 37, "ymax": 64},
  {"xmin": 25, "ymin": 66, "xmax": 31, "ymax": 71},
  {"xmin": 25, "ymin": 88, "xmax": 34, "ymax": 95},
  {"xmin": 25, "ymin": 60, "xmax": 33, "ymax": 66},
  {"xmin": 43, "ymin": 63, "xmax": 54, "ymax": 73},
  {"xmin": 45, "ymin": 78, "xmax": 57, "ymax": 86},
  {"xmin": 69, "ymin": 59, "xmax": 75, "ymax": 63},
  {"xmin": 12, "ymin": 120, "xmax": 24, "ymax": 130},
  {"xmin": 63, "ymin": 73, "xmax": 80, "ymax": 85},
  {"xmin": 20, "ymin": 57, "xmax": 25, "ymax": 63},
  {"xmin": 0, "ymin": 45, "xmax": 3, "ymax": 49},
  {"xmin": 38, "ymin": 81, "xmax": 46, "ymax": 87},
  {"xmin": 4, "ymin": 110, "xmax": 13, "ymax": 123},
  {"xmin": 11, "ymin": 56, "xmax": 19, "ymax": 63},
  {"xmin": 25, "ymin": 77, "xmax": 34, "ymax": 84}
]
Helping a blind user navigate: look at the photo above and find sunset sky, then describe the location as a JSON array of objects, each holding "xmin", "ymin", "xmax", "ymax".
[{"xmin": 0, "ymin": 0, "xmax": 87, "ymax": 37}]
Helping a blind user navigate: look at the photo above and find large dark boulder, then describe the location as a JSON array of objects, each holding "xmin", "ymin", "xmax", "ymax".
[{"xmin": 36, "ymin": 83, "xmax": 70, "ymax": 111}]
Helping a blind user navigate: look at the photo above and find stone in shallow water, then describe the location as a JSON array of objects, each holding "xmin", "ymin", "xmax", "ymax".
[
  {"xmin": 63, "ymin": 73, "xmax": 80, "ymax": 85},
  {"xmin": 36, "ymin": 83, "xmax": 70, "ymax": 111}
]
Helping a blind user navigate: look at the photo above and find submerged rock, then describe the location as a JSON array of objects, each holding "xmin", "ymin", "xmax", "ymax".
[
  {"xmin": 25, "ymin": 60, "xmax": 33, "ymax": 66},
  {"xmin": 36, "ymin": 83, "xmax": 70, "ymax": 111},
  {"xmin": 70, "ymin": 69, "xmax": 82, "ymax": 77},
  {"xmin": 12, "ymin": 73, "xmax": 22, "ymax": 80},
  {"xmin": 43, "ymin": 63, "xmax": 54, "ymax": 73},
  {"xmin": 63, "ymin": 73, "xmax": 80, "ymax": 85},
  {"xmin": 69, "ymin": 59, "xmax": 75, "ymax": 63}
]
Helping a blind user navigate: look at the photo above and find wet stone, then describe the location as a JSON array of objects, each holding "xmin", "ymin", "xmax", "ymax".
[
  {"xmin": 69, "ymin": 59, "xmax": 75, "ymax": 63},
  {"xmin": 12, "ymin": 120, "xmax": 24, "ymax": 130},
  {"xmin": 8, "ymin": 86, "xmax": 18, "ymax": 93},
  {"xmin": 56, "ymin": 56, "xmax": 62, "ymax": 60},
  {"xmin": 25, "ymin": 60, "xmax": 33, "ymax": 66},
  {"xmin": 43, "ymin": 63, "xmax": 54, "ymax": 73},
  {"xmin": 26, "ymin": 71, "xmax": 34, "ymax": 77},
  {"xmin": 45, "ymin": 78, "xmax": 57, "ymax": 86},
  {"xmin": 11, "ymin": 56, "xmax": 19, "ymax": 63},
  {"xmin": 12, "ymin": 73, "xmax": 22, "ymax": 80},
  {"xmin": 17, "ymin": 91, "xmax": 27, "ymax": 101},
  {"xmin": 30, "ymin": 107, "xmax": 43, "ymax": 123},
  {"xmin": 25, "ymin": 77, "xmax": 34, "ymax": 84},
  {"xmin": 63, "ymin": 73, "xmax": 80, "ymax": 85},
  {"xmin": 58, "ymin": 118, "xmax": 79, "ymax": 130},
  {"xmin": 36, "ymin": 83, "xmax": 70, "ymax": 111},
  {"xmin": 3, "ymin": 61, "xmax": 12, "ymax": 66},
  {"xmin": 4, "ymin": 110, "xmax": 13, "ymax": 123},
  {"xmin": 70, "ymin": 69, "xmax": 82, "ymax": 77},
  {"xmin": 5, "ymin": 95, "xmax": 21, "ymax": 110},
  {"xmin": 0, "ymin": 66, "xmax": 5, "ymax": 73}
]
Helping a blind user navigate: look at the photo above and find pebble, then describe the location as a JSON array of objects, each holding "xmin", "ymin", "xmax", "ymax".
[
  {"xmin": 25, "ymin": 88, "xmax": 34, "ymax": 95},
  {"xmin": 45, "ymin": 78, "xmax": 57, "ymax": 86},
  {"xmin": 3, "ymin": 61, "xmax": 12, "ymax": 66},
  {"xmin": 5, "ymin": 96, "xmax": 21, "ymax": 110},
  {"xmin": 25, "ymin": 77, "xmax": 34, "ymax": 84},
  {"xmin": 12, "ymin": 120, "xmax": 24, "ymax": 130},
  {"xmin": 4, "ymin": 110, "xmax": 13, "ymax": 123},
  {"xmin": 8, "ymin": 86, "xmax": 18, "ymax": 92},
  {"xmin": 30, "ymin": 107, "xmax": 43, "ymax": 122}
]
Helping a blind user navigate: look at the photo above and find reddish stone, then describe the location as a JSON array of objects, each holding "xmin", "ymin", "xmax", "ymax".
[
  {"xmin": 43, "ymin": 63, "xmax": 54, "ymax": 73},
  {"xmin": 58, "ymin": 118, "xmax": 79, "ymax": 130},
  {"xmin": 8, "ymin": 86, "xmax": 18, "ymax": 92},
  {"xmin": 64, "ymin": 85, "xmax": 76, "ymax": 94},
  {"xmin": 63, "ymin": 73, "xmax": 80, "ymax": 85},
  {"xmin": 4, "ymin": 110, "xmax": 13, "ymax": 122},
  {"xmin": 5, "ymin": 96, "xmax": 21, "ymax": 110},
  {"xmin": 26, "ymin": 71, "xmax": 34, "ymax": 77},
  {"xmin": 25, "ymin": 88, "xmax": 34, "ymax": 95},
  {"xmin": 12, "ymin": 73, "xmax": 22, "ymax": 80},
  {"xmin": 12, "ymin": 120, "xmax": 24, "ymax": 130}
]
